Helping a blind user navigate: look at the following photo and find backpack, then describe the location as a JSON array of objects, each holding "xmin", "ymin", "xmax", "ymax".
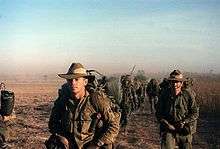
[
  {"xmin": 85, "ymin": 71, "xmax": 121, "ymax": 119},
  {"xmin": 0, "ymin": 82, "xmax": 15, "ymax": 116},
  {"xmin": 89, "ymin": 90, "xmax": 121, "ymax": 143},
  {"xmin": 86, "ymin": 71, "xmax": 121, "ymax": 142}
]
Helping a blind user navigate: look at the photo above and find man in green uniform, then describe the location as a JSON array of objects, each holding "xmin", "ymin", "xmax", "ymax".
[
  {"xmin": 146, "ymin": 78, "xmax": 160, "ymax": 113},
  {"xmin": 156, "ymin": 70, "xmax": 199, "ymax": 149},
  {"xmin": 134, "ymin": 79, "xmax": 146, "ymax": 110},
  {"xmin": 47, "ymin": 63, "xmax": 120, "ymax": 149},
  {"xmin": 119, "ymin": 75, "xmax": 137, "ymax": 133}
]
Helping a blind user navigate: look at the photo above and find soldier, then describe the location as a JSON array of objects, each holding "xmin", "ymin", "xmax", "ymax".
[
  {"xmin": 119, "ymin": 75, "xmax": 137, "ymax": 133},
  {"xmin": 146, "ymin": 78, "xmax": 160, "ymax": 113},
  {"xmin": 156, "ymin": 70, "xmax": 199, "ymax": 149},
  {"xmin": 134, "ymin": 80, "xmax": 145, "ymax": 110},
  {"xmin": 47, "ymin": 63, "xmax": 120, "ymax": 149}
]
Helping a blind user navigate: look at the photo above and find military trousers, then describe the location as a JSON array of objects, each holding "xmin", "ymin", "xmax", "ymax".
[
  {"xmin": 161, "ymin": 132, "xmax": 192, "ymax": 149},
  {"xmin": 149, "ymin": 96, "xmax": 158, "ymax": 113}
]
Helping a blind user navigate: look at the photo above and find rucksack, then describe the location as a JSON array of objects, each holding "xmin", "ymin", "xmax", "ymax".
[
  {"xmin": 0, "ymin": 82, "xmax": 15, "ymax": 116},
  {"xmin": 86, "ymin": 70, "xmax": 121, "ymax": 141},
  {"xmin": 89, "ymin": 90, "xmax": 121, "ymax": 142}
]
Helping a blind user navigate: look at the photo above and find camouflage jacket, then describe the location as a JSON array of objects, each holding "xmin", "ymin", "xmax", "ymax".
[
  {"xmin": 156, "ymin": 90, "xmax": 199, "ymax": 133},
  {"xmin": 48, "ymin": 84, "xmax": 120, "ymax": 148}
]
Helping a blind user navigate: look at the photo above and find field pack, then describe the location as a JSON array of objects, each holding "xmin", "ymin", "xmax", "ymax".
[{"xmin": 0, "ymin": 82, "xmax": 15, "ymax": 116}]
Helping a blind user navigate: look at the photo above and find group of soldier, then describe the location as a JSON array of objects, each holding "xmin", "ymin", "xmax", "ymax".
[
  {"xmin": 119, "ymin": 70, "xmax": 198, "ymax": 149},
  {"xmin": 0, "ymin": 62, "xmax": 199, "ymax": 149},
  {"xmin": 46, "ymin": 62, "xmax": 199, "ymax": 149}
]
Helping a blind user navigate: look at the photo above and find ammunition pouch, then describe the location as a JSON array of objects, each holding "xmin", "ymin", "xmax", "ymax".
[{"xmin": 89, "ymin": 113, "xmax": 102, "ymax": 133}]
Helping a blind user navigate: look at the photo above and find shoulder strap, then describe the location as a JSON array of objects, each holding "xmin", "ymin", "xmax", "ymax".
[{"xmin": 89, "ymin": 92, "xmax": 101, "ymax": 113}]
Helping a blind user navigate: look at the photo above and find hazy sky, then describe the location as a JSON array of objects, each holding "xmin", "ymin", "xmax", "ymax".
[{"xmin": 0, "ymin": 0, "xmax": 220, "ymax": 75}]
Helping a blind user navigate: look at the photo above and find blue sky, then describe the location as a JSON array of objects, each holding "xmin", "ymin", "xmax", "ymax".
[{"xmin": 0, "ymin": 0, "xmax": 220, "ymax": 75}]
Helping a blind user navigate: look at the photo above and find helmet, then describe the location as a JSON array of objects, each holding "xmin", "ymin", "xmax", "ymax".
[{"xmin": 168, "ymin": 70, "xmax": 185, "ymax": 82}]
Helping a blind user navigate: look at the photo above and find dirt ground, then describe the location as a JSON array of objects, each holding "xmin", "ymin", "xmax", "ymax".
[{"xmin": 2, "ymin": 80, "xmax": 219, "ymax": 149}]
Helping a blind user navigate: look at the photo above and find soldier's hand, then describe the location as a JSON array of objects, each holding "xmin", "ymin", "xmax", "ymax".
[
  {"xmin": 175, "ymin": 121, "xmax": 185, "ymax": 129},
  {"xmin": 167, "ymin": 123, "xmax": 175, "ymax": 131},
  {"xmin": 175, "ymin": 122, "xmax": 190, "ymax": 135}
]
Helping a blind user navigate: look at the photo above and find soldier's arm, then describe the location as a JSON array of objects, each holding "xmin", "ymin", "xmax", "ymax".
[
  {"xmin": 48, "ymin": 97, "xmax": 63, "ymax": 134},
  {"xmin": 155, "ymin": 93, "xmax": 165, "ymax": 122},
  {"xmin": 183, "ymin": 91, "xmax": 199, "ymax": 124},
  {"xmin": 131, "ymin": 86, "xmax": 137, "ymax": 101},
  {"xmin": 92, "ymin": 92, "xmax": 120, "ymax": 145},
  {"xmin": 156, "ymin": 85, "xmax": 160, "ymax": 96}
]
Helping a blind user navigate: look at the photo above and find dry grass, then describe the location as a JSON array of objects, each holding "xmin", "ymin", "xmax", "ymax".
[
  {"xmin": 0, "ymin": 74, "xmax": 219, "ymax": 148},
  {"xmin": 193, "ymin": 76, "xmax": 220, "ymax": 116}
]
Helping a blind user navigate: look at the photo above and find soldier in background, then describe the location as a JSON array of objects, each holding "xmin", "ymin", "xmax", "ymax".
[
  {"xmin": 134, "ymin": 80, "xmax": 146, "ymax": 110},
  {"xmin": 146, "ymin": 79, "xmax": 160, "ymax": 113},
  {"xmin": 156, "ymin": 70, "xmax": 199, "ymax": 149},
  {"xmin": 120, "ymin": 75, "xmax": 137, "ymax": 133}
]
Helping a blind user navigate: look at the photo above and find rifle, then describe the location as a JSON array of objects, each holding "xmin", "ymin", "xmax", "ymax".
[
  {"xmin": 130, "ymin": 65, "xmax": 136, "ymax": 76},
  {"xmin": 160, "ymin": 119, "xmax": 190, "ymax": 135},
  {"xmin": 160, "ymin": 119, "xmax": 175, "ymax": 131}
]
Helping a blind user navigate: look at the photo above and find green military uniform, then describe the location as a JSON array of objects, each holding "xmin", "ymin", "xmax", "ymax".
[
  {"xmin": 134, "ymin": 81, "xmax": 145, "ymax": 110},
  {"xmin": 156, "ymin": 89, "xmax": 199, "ymax": 149},
  {"xmin": 120, "ymin": 75, "xmax": 137, "ymax": 130},
  {"xmin": 49, "ymin": 83, "xmax": 120, "ymax": 149},
  {"xmin": 146, "ymin": 79, "xmax": 160, "ymax": 113}
]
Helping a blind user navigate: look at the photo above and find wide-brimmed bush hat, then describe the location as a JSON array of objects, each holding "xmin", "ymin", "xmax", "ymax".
[
  {"xmin": 168, "ymin": 69, "xmax": 185, "ymax": 82},
  {"xmin": 58, "ymin": 63, "xmax": 91, "ymax": 80}
]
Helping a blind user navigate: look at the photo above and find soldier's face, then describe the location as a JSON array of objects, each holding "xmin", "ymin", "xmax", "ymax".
[
  {"xmin": 170, "ymin": 80, "xmax": 183, "ymax": 94},
  {"xmin": 68, "ymin": 77, "xmax": 88, "ymax": 95}
]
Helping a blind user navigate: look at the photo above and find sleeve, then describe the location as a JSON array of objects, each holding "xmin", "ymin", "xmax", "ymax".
[
  {"xmin": 48, "ymin": 96, "xmax": 63, "ymax": 134},
  {"xmin": 155, "ymin": 91, "xmax": 165, "ymax": 122},
  {"xmin": 155, "ymin": 95, "xmax": 163, "ymax": 121},
  {"xmin": 91, "ymin": 92, "xmax": 120, "ymax": 144},
  {"xmin": 156, "ymin": 85, "xmax": 160, "ymax": 96},
  {"xmin": 131, "ymin": 86, "xmax": 137, "ymax": 101},
  {"xmin": 183, "ymin": 91, "xmax": 199, "ymax": 124}
]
